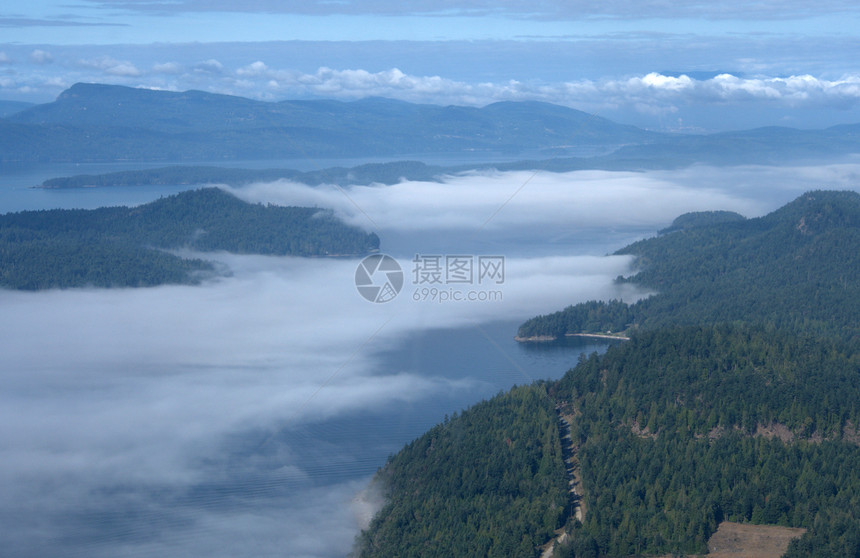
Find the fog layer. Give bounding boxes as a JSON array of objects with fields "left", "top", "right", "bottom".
[{"left": 2, "top": 164, "right": 857, "bottom": 557}]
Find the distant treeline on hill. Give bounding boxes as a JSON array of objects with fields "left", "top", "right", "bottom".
[
  {"left": 38, "top": 161, "right": 449, "bottom": 189},
  {"left": 0, "top": 187, "right": 379, "bottom": 290}
]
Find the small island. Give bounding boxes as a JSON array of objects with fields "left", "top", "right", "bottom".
[
  {"left": 0, "top": 187, "right": 379, "bottom": 290},
  {"left": 35, "top": 161, "right": 448, "bottom": 189}
]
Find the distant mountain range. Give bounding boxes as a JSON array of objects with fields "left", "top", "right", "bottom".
[
  {"left": 2, "top": 82, "right": 859, "bottom": 166},
  {"left": 0, "top": 83, "right": 653, "bottom": 164}
]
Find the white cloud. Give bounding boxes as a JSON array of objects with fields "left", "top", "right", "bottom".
[
  {"left": 638, "top": 72, "right": 695, "bottom": 91},
  {"left": 0, "top": 250, "right": 638, "bottom": 557},
  {"left": 2, "top": 34, "right": 860, "bottom": 128},
  {"left": 213, "top": 66, "right": 860, "bottom": 116},
  {"left": 193, "top": 58, "right": 224, "bottom": 74},
  {"left": 236, "top": 60, "right": 269, "bottom": 77},
  {"left": 29, "top": 49, "right": 53, "bottom": 64},
  {"left": 153, "top": 61, "right": 183, "bottom": 74},
  {"left": 77, "top": 55, "right": 141, "bottom": 76}
]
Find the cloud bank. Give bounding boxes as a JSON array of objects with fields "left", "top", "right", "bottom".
[
  {"left": 0, "top": 252, "right": 637, "bottom": 558},
  {"left": 228, "top": 168, "right": 768, "bottom": 234},
  {"left": 25, "top": 59, "right": 860, "bottom": 110}
]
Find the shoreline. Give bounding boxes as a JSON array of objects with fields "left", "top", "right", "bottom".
[
  {"left": 565, "top": 333, "right": 631, "bottom": 341},
  {"left": 514, "top": 332, "right": 631, "bottom": 343},
  {"left": 513, "top": 335, "right": 557, "bottom": 342}
]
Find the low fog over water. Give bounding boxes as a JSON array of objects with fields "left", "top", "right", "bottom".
[{"left": 1, "top": 164, "right": 859, "bottom": 557}]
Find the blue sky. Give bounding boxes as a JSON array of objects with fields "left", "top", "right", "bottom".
[{"left": 2, "top": 0, "right": 860, "bottom": 130}]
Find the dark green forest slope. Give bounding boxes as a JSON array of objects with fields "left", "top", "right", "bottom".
[
  {"left": 0, "top": 187, "right": 378, "bottom": 289},
  {"left": 358, "top": 191, "right": 860, "bottom": 557},
  {"left": 355, "top": 384, "right": 569, "bottom": 558},
  {"left": 358, "top": 326, "right": 860, "bottom": 558},
  {"left": 518, "top": 190, "right": 860, "bottom": 342},
  {"left": 550, "top": 326, "right": 860, "bottom": 557}
]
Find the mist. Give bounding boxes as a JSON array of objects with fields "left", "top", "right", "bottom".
[
  {"left": 230, "top": 162, "right": 860, "bottom": 256},
  {"left": 1, "top": 164, "right": 857, "bottom": 557}
]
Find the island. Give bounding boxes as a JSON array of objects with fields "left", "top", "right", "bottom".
[{"left": 0, "top": 187, "right": 379, "bottom": 290}]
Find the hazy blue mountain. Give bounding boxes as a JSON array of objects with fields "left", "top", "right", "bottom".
[
  {"left": 10, "top": 84, "right": 650, "bottom": 141},
  {"left": 4, "top": 82, "right": 859, "bottom": 166},
  {"left": 3, "top": 83, "right": 658, "bottom": 163},
  {"left": 607, "top": 125, "right": 860, "bottom": 166},
  {"left": 0, "top": 100, "right": 34, "bottom": 118}
]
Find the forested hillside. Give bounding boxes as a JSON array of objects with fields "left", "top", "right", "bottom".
[
  {"left": 550, "top": 326, "right": 860, "bottom": 557},
  {"left": 357, "top": 325, "right": 860, "bottom": 557},
  {"left": 354, "top": 384, "right": 569, "bottom": 558},
  {"left": 0, "top": 187, "right": 378, "bottom": 289},
  {"left": 358, "top": 190, "right": 860, "bottom": 557},
  {"left": 518, "top": 190, "right": 860, "bottom": 342}
]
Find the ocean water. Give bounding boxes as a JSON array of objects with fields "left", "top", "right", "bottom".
[{"left": 0, "top": 153, "right": 551, "bottom": 213}]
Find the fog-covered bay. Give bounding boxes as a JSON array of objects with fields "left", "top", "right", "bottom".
[{"left": 1, "top": 161, "right": 859, "bottom": 557}]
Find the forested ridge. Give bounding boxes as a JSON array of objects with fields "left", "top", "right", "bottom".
[
  {"left": 518, "top": 190, "right": 860, "bottom": 342},
  {"left": 357, "top": 190, "right": 860, "bottom": 557},
  {"left": 0, "top": 187, "right": 379, "bottom": 289}
]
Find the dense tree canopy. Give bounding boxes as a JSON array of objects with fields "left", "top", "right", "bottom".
[
  {"left": 551, "top": 325, "right": 860, "bottom": 556},
  {"left": 0, "top": 187, "right": 379, "bottom": 289},
  {"left": 355, "top": 384, "right": 569, "bottom": 558}
]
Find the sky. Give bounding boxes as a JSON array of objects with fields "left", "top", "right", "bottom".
[{"left": 1, "top": 0, "right": 860, "bottom": 130}]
